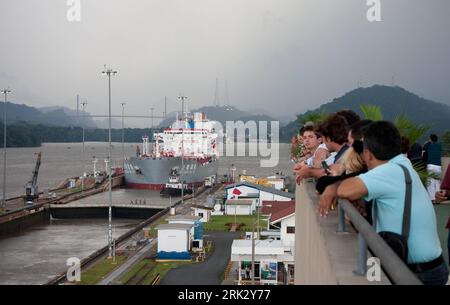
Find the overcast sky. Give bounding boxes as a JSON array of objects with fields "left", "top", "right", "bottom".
[{"left": 1, "top": 0, "right": 449, "bottom": 125}]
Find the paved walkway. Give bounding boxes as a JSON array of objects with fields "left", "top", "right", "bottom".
[
  {"left": 221, "top": 261, "right": 240, "bottom": 285},
  {"left": 160, "top": 231, "right": 241, "bottom": 285},
  {"left": 98, "top": 239, "right": 156, "bottom": 285}
]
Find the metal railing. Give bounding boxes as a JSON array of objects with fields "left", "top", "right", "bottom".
[
  {"left": 337, "top": 198, "right": 422, "bottom": 285},
  {"left": 151, "top": 273, "right": 161, "bottom": 285}
]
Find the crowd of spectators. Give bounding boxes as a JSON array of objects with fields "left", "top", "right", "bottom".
[{"left": 292, "top": 110, "right": 449, "bottom": 285}]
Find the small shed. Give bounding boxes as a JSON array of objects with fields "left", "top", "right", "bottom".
[
  {"left": 166, "top": 215, "right": 203, "bottom": 240},
  {"left": 156, "top": 223, "right": 193, "bottom": 260},
  {"left": 191, "top": 204, "right": 213, "bottom": 222}
]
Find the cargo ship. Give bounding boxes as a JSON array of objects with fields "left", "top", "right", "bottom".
[{"left": 124, "top": 111, "right": 219, "bottom": 190}]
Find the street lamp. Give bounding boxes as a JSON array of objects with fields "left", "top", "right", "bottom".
[
  {"left": 150, "top": 107, "right": 154, "bottom": 129},
  {"left": 92, "top": 156, "right": 98, "bottom": 178},
  {"left": 1, "top": 88, "right": 11, "bottom": 209},
  {"left": 121, "top": 102, "right": 126, "bottom": 168},
  {"left": 81, "top": 100, "right": 88, "bottom": 193},
  {"left": 101, "top": 65, "right": 117, "bottom": 259},
  {"left": 177, "top": 95, "right": 187, "bottom": 205},
  {"left": 252, "top": 218, "right": 255, "bottom": 284},
  {"left": 251, "top": 204, "right": 261, "bottom": 285},
  {"left": 164, "top": 96, "right": 167, "bottom": 118}
]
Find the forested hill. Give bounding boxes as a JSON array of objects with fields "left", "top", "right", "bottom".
[
  {"left": 280, "top": 85, "right": 450, "bottom": 142},
  {"left": 0, "top": 122, "right": 158, "bottom": 147}
]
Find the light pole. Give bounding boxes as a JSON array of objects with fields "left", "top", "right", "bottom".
[
  {"left": 1, "top": 88, "right": 11, "bottom": 209},
  {"left": 178, "top": 95, "right": 187, "bottom": 205},
  {"left": 102, "top": 65, "right": 117, "bottom": 259},
  {"left": 150, "top": 107, "right": 154, "bottom": 129},
  {"left": 164, "top": 96, "right": 167, "bottom": 118},
  {"left": 81, "top": 100, "right": 87, "bottom": 193},
  {"left": 121, "top": 102, "right": 126, "bottom": 168},
  {"left": 92, "top": 157, "right": 98, "bottom": 178},
  {"left": 251, "top": 204, "right": 261, "bottom": 284}
]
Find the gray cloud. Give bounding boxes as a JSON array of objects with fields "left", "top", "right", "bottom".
[{"left": 1, "top": 0, "right": 449, "bottom": 126}]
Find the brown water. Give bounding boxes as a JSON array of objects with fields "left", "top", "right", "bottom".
[
  {"left": 1, "top": 142, "right": 293, "bottom": 198},
  {"left": 1, "top": 142, "right": 140, "bottom": 198},
  {"left": 0, "top": 218, "right": 140, "bottom": 285},
  {"left": 0, "top": 142, "right": 294, "bottom": 285}
]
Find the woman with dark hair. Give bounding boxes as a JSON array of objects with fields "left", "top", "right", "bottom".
[
  {"left": 401, "top": 136, "right": 410, "bottom": 157},
  {"left": 315, "top": 120, "right": 372, "bottom": 220},
  {"left": 336, "top": 109, "right": 361, "bottom": 127},
  {"left": 435, "top": 166, "right": 450, "bottom": 267}
]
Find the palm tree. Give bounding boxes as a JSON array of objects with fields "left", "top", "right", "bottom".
[
  {"left": 359, "top": 104, "right": 383, "bottom": 121},
  {"left": 394, "top": 114, "right": 431, "bottom": 144},
  {"left": 360, "top": 104, "right": 436, "bottom": 185},
  {"left": 297, "top": 110, "right": 328, "bottom": 125}
]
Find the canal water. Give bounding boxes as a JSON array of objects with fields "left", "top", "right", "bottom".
[
  {"left": 0, "top": 142, "right": 294, "bottom": 284},
  {"left": 0, "top": 142, "right": 294, "bottom": 198},
  {"left": 0, "top": 218, "right": 140, "bottom": 285}
]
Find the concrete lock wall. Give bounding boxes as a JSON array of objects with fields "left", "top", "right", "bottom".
[
  {"left": 294, "top": 183, "right": 337, "bottom": 285},
  {"left": 294, "top": 182, "right": 391, "bottom": 285},
  {"left": 0, "top": 209, "right": 50, "bottom": 237}
]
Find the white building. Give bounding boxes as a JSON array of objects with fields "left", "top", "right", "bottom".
[
  {"left": 166, "top": 214, "right": 203, "bottom": 250},
  {"left": 166, "top": 214, "right": 202, "bottom": 226},
  {"left": 225, "top": 182, "right": 294, "bottom": 205},
  {"left": 190, "top": 204, "right": 213, "bottom": 222},
  {"left": 230, "top": 239, "right": 294, "bottom": 285},
  {"left": 156, "top": 223, "right": 193, "bottom": 258},
  {"left": 262, "top": 201, "right": 296, "bottom": 249},
  {"left": 272, "top": 212, "right": 295, "bottom": 249},
  {"left": 225, "top": 199, "right": 255, "bottom": 215},
  {"left": 265, "top": 177, "right": 285, "bottom": 190}
]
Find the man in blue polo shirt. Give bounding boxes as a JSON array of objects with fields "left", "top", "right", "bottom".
[{"left": 338, "top": 121, "right": 448, "bottom": 285}]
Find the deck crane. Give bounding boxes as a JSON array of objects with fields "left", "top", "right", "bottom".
[{"left": 24, "top": 152, "right": 42, "bottom": 205}]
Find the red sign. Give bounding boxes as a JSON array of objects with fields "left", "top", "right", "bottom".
[{"left": 232, "top": 188, "right": 242, "bottom": 195}]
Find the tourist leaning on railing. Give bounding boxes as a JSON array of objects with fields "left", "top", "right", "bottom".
[
  {"left": 337, "top": 121, "right": 449, "bottom": 285},
  {"left": 423, "top": 134, "right": 442, "bottom": 203},
  {"left": 335, "top": 109, "right": 361, "bottom": 129},
  {"left": 316, "top": 120, "right": 372, "bottom": 221},
  {"left": 303, "top": 125, "right": 330, "bottom": 168},
  {"left": 294, "top": 114, "right": 350, "bottom": 184},
  {"left": 435, "top": 165, "right": 450, "bottom": 267}
]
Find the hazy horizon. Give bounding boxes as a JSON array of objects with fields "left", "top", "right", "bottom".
[{"left": 1, "top": 0, "right": 450, "bottom": 126}]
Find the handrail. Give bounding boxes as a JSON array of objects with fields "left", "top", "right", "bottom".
[
  {"left": 337, "top": 198, "right": 422, "bottom": 285},
  {"left": 150, "top": 273, "right": 161, "bottom": 285}
]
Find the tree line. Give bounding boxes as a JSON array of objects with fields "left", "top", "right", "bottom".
[{"left": 0, "top": 121, "right": 158, "bottom": 147}]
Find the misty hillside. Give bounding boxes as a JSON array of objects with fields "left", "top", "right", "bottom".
[
  {"left": 280, "top": 85, "right": 450, "bottom": 142},
  {"left": 0, "top": 102, "right": 98, "bottom": 128},
  {"left": 157, "top": 105, "right": 276, "bottom": 127},
  {"left": 39, "top": 106, "right": 97, "bottom": 128}
]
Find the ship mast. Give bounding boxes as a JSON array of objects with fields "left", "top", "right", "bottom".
[{"left": 178, "top": 95, "right": 188, "bottom": 205}]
